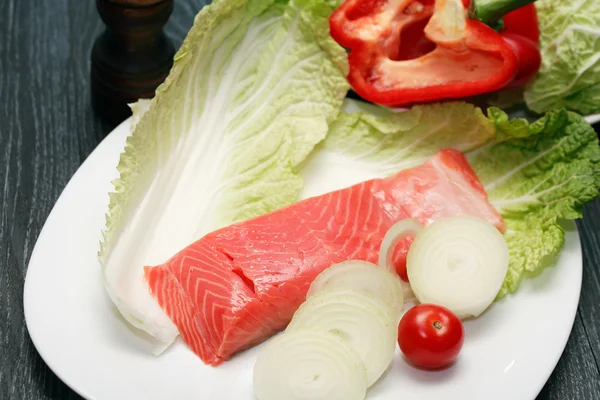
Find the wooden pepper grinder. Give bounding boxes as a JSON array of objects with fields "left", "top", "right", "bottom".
[{"left": 91, "top": 0, "right": 175, "bottom": 125}]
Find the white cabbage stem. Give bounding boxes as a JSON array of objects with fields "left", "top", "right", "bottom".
[{"left": 253, "top": 331, "right": 368, "bottom": 400}]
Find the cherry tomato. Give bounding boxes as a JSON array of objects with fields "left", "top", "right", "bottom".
[
  {"left": 397, "top": 304, "right": 464, "bottom": 369},
  {"left": 391, "top": 236, "right": 414, "bottom": 282},
  {"left": 500, "top": 33, "right": 542, "bottom": 89}
]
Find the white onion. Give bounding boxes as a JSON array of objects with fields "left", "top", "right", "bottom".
[
  {"left": 287, "top": 288, "right": 397, "bottom": 387},
  {"left": 306, "top": 260, "right": 405, "bottom": 319},
  {"left": 378, "top": 218, "right": 424, "bottom": 301},
  {"left": 407, "top": 215, "right": 509, "bottom": 319},
  {"left": 253, "top": 331, "right": 368, "bottom": 400}
]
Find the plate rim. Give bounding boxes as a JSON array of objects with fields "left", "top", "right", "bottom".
[{"left": 23, "top": 117, "right": 132, "bottom": 400}]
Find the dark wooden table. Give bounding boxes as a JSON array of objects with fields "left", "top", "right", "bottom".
[{"left": 1, "top": 0, "right": 599, "bottom": 399}]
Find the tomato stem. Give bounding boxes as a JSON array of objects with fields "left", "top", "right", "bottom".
[
  {"left": 433, "top": 321, "right": 442, "bottom": 330},
  {"left": 471, "top": 0, "right": 537, "bottom": 26}
]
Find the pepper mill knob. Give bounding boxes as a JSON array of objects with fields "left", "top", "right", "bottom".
[{"left": 91, "top": 0, "right": 175, "bottom": 125}]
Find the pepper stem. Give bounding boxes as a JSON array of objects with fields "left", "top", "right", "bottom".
[{"left": 471, "top": 0, "right": 536, "bottom": 26}]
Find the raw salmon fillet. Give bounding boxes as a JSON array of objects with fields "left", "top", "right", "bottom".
[{"left": 145, "top": 149, "right": 505, "bottom": 366}]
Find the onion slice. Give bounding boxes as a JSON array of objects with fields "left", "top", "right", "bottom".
[
  {"left": 378, "top": 218, "right": 424, "bottom": 300},
  {"left": 287, "top": 288, "right": 397, "bottom": 387},
  {"left": 253, "top": 331, "right": 368, "bottom": 400},
  {"left": 407, "top": 215, "right": 509, "bottom": 319},
  {"left": 306, "top": 260, "right": 405, "bottom": 319}
]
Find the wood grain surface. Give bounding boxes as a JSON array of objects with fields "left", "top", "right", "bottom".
[{"left": 0, "top": 0, "right": 598, "bottom": 399}]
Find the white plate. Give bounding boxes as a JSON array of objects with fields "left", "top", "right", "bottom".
[
  {"left": 24, "top": 108, "right": 584, "bottom": 400},
  {"left": 585, "top": 113, "right": 600, "bottom": 125}
]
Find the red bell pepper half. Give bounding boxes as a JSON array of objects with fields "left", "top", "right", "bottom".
[
  {"left": 330, "top": 0, "right": 541, "bottom": 107},
  {"left": 466, "top": 0, "right": 541, "bottom": 88}
]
